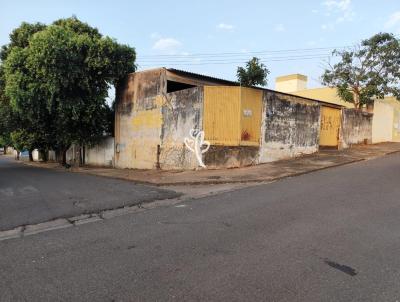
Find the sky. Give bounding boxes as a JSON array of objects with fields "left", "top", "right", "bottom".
[{"left": 1, "top": 0, "right": 400, "bottom": 89}]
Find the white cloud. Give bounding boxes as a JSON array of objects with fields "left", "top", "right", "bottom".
[
  {"left": 385, "top": 11, "right": 400, "bottom": 32},
  {"left": 217, "top": 23, "right": 235, "bottom": 31},
  {"left": 312, "top": 9, "right": 319, "bottom": 14},
  {"left": 150, "top": 32, "right": 161, "bottom": 39},
  {"left": 322, "top": 0, "right": 355, "bottom": 24},
  {"left": 323, "top": 0, "right": 351, "bottom": 11},
  {"left": 152, "top": 38, "right": 182, "bottom": 53},
  {"left": 274, "top": 24, "right": 286, "bottom": 32}
]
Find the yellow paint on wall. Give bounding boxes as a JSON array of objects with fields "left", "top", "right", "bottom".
[
  {"left": 203, "top": 86, "right": 262, "bottom": 146},
  {"left": 204, "top": 86, "right": 241, "bottom": 146},
  {"left": 293, "top": 87, "right": 353, "bottom": 108},
  {"left": 132, "top": 108, "right": 162, "bottom": 130},
  {"left": 384, "top": 97, "right": 400, "bottom": 142},
  {"left": 320, "top": 106, "right": 341, "bottom": 147},
  {"left": 372, "top": 100, "right": 394, "bottom": 143},
  {"left": 275, "top": 74, "right": 308, "bottom": 93},
  {"left": 240, "top": 87, "right": 262, "bottom": 146}
]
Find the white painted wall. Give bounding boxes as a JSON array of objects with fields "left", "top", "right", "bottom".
[
  {"left": 65, "top": 137, "right": 114, "bottom": 167},
  {"left": 32, "top": 150, "right": 40, "bottom": 161},
  {"left": 85, "top": 137, "right": 114, "bottom": 167},
  {"left": 372, "top": 101, "right": 394, "bottom": 143}
]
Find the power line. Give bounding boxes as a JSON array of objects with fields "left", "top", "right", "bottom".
[
  {"left": 139, "top": 55, "right": 330, "bottom": 67},
  {"left": 138, "top": 53, "right": 333, "bottom": 64},
  {"left": 138, "top": 45, "right": 350, "bottom": 59}
]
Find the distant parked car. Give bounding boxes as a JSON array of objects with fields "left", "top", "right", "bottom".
[{"left": 0, "top": 149, "right": 4, "bottom": 155}]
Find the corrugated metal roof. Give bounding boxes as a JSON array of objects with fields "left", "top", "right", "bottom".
[
  {"left": 167, "top": 68, "right": 343, "bottom": 108},
  {"left": 167, "top": 68, "right": 239, "bottom": 86}
]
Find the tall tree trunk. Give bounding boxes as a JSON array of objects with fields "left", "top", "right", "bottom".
[
  {"left": 28, "top": 149, "right": 34, "bottom": 162},
  {"left": 78, "top": 145, "right": 83, "bottom": 167},
  {"left": 16, "top": 151, "right": 20, "bottom": 160},
  {"left": 41, "top": 149, "right": 48, "bottom": 162},
  {"left": 62, "top": 149, "right": 67, "bottom": 166}
]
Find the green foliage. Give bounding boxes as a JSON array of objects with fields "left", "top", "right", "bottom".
[
  {"left": 1, "top": 17, "right": 136, "bottom": 156},
  {"left": 237, "top": 57, "right": 270, "bottom": 87},
  {"left": 0, "top": 22, "right": 46, "bottom": 61},
  {"left": 322, "top": 32, "right": 400, "bottom": 108},
  {"left": 0, "top": 67, "right": 15, "bottom": 148},
  {"left": 10, "top": 129, "right": 35, "bottom": 152}
]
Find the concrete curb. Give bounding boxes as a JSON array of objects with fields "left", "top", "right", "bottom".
[
  {"left": 0, "top": 197, "right": 181, "bottom": 242},
  {"left": 72, "top": 158, "right": 366, "bottom": 186}
]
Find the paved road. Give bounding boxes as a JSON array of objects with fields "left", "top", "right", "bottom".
[
  {"left": 1, "top": 153, "right": 400, "bottom": 301},
  {"left": 0, "top": 157, "right": 179, "bottom": 230}
]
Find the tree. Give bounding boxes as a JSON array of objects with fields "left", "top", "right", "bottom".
[
  {"left": 3, "top": 17, "right": 136, "bottom": 165},
  {"left": 1, "top": 22, "right": 48, "bottom": 159},
  {"left": 10, "top": 129, "right": 36, "bottom": 160},
  {"left": 0, "top": 22, "right": 46, "bottom": 61},
  {"left": 237, "top": 57, "right": 270, "bottom": 87},
  {"left": 0, "top": 67, "right": 12, "bottom": 153},
  {"left": 322, "top": 33, "right": 400, "bottom": 109}
]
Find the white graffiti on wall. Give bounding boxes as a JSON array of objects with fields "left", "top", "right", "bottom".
[{"left": 184, "top": 129, "right": 210, "bottom": 168}]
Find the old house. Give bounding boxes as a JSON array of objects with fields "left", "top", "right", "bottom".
[{"left": 115, "top": 68, "right": 343, "bottom": 170}]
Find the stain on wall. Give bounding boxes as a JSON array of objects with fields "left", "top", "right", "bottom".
[
  {"left": 340, "top": 109, "right": 373, "bottom": 148},
  {"left": 115, "top": 69, "right": 164, "bottom": 169},
  {"left": 204, "top": 146, "right": 259, "bottom": 168},
  {"left": 259, "top": 91, "right": 320, "bottom": 162},
  {"left": 160, "top": 87, "right": 203, "bottom": 170}
]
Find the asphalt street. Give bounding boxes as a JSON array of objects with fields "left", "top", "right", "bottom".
[
  {"left": 0, "top": 157, "right": 179, "bottom": 230},
  {"left": 1, "top": 153, "right": 400, "bottom": 301}
]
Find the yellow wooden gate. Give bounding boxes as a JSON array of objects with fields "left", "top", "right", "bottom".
[
  {"left": 203, "top": 86, "right": 262, "bottom": 146},
  {"left": 319, "top": 106, "right": 341, "bottom": 147},
  {"left": 240, "top": 88, "right": 263, "bottom": 146},
  {"left": 203, "top": 86, "right": 241, "bottom": 145}
]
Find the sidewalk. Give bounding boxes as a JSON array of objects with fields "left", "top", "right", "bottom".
[{"left": 19, "top": 142, "right": 400, "bottom": 186}]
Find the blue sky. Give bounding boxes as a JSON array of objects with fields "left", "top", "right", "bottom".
[{"left": 1, "top": 0, "right": 400, "bottom": 88}]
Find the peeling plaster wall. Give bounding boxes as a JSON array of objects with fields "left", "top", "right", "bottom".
[
  {"left": 259, "top": 91, "right": 320, "bottom": 163},
  {"left": 115, "top": 69, "right": 166, "bottom": 169},
  {"left": 340, "top": 109, "right": 372, "bottom": 148},
  {"left": 159, "top": 87, "right": 203, "bottom": 170}
]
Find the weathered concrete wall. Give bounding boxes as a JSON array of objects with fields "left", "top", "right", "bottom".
[
  {"left": 85, "top": 137, "right": 114, "bottom": 167},
  {"left": 340, "top": 109, "right": 372, "bottom": 148},
  {"left": 372, "top": 100, "right": 394, "bottom": 143},
  {"left": 115, "top": 69, "right": 166, "bottom": 169},
  {"left": 159, "top": 87, "right": 203, "bottom": 170},
  {"left": 204, "top": 146, "right": 259, "bottom": 168},
  {"left": 259, "top": 91, "right": 320, "bottom": 163}
]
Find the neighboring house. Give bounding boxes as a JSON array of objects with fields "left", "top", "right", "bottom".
[
  {"left": 114, "top": 68, "right": 369, "bottom": 170},
  {"left": 276, "top": 74, "right": 400, "bottom": 144}
]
